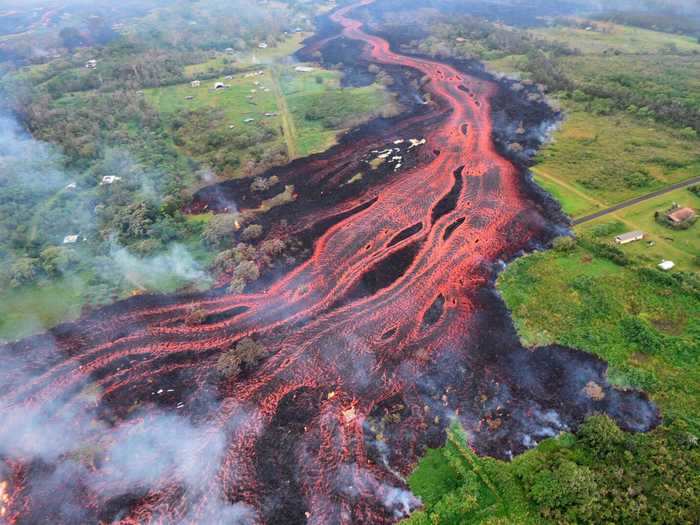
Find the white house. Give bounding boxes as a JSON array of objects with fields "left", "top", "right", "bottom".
[
  {"left": 294, "top": 66, "right": 314, "bottom": 73},
  {"left": 615, "top": 231, "right": 644, "bottom": 245},
  {"left": 63, "top": 235, "right": 79, "bottom": 244},
  {"left": 258, "top": 42, "right": 268, "bottom": 49},
  {"left": 191, "top": 80, "right": 201, "bottom": 88}
]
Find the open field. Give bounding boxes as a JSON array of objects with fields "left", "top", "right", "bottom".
[
  {"left": 532, "top": 102, "right": 700, "bottom": 217},
  {"left": 0, "top": 275, "right": 87, "bottom": 342},
  {"left": 530, "top": 21, "right": 700, "bottom": 55},
  {"left": 498, "top": 245, "right": 700, "bottom": 428},
  {"left": 146, "top": 63, "right": 394, "bottom": 177}
]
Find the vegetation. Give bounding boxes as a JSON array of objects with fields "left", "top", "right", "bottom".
[
  {"left": 497, "top": 240, "right": 700, "bottom": 429},
  {"left": 405, "top": 419, "right": 699, "bottom": 524}
]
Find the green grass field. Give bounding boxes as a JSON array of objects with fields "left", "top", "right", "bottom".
[
  {"left": 0, "top": 275, "right": 87, "bottom": 342},
  {"left": 532, "top": 102, "right": 700, "bottom": 218},
  {"left": 575, "top": 187, "right": 700, "bottom": 271},
  {"left": 497, "top": 246, "right": 700, "bottom": 429},
  {"left": 530, "top": 21, "right": 700, "bottom": 55},
  {"left": 146, "top": 63, "right": 394, "bottom": 177}
]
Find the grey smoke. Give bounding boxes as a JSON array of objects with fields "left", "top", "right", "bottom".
[{"left": 110, "top": 242, "right": 212, "bottom": 291}]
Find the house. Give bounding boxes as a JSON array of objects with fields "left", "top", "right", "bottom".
[
  {"left": 243, "top": 118, "right": 255, "bottom": 123},
  {"left": 63, "top": 235, "right": 79, "bottom": 244},
  {"left": 294, "top": 66, "right": 314, "bottom": 73},
  {"left": 224, "top": 47, "right": 234, "bottom": 53},
  {"left": 191, "top": 80, "right": 201, "bottom": 88},
  {"left": 65, "top": 182, "right": 77, "bottom": 191},
  {"left": 214, "top": 82, "right": 226, "bottom": 90},
  {"left": 101, "top": 176, "right": 122, "bottom": 185},
  {"left": 658, "top": 260, "right": 675, "bottom": 271},
  {"left": 258, "top": 42, "right": 268, "bottom": 49},
  {"left": 615, "top": 230, "right": 644, "bottom": 245},
  {"left": 666, "top": 207, "right": 696, "bottom": 224},
  {"left": 85, "top": 59, "right": 97, "bottom": 69}
]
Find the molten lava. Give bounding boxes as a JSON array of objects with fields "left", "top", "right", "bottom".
[{"left": 0, "top": 1, "right": 657, "bottom": 524}]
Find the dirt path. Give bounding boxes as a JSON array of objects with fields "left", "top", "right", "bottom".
[
  {"left": 530, "top": 166, "right": 608, "bottom": 211},
  {"left": 270, "top": 67, "right": 299, "bottom": 160}
]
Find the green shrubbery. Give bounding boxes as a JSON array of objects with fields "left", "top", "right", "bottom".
[{"left": 406, "top": 418, "right": 700, "bottom": 525}]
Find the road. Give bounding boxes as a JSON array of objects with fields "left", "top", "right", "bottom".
[{"left": 572, "top": 176, "right": 700, "bottom": 225}]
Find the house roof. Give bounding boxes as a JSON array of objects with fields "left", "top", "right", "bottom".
[
  {"left": 615, "top": 230, "right": 644, "bottom": 242},
  {"left": 667, "top": 207, "right": 696, "bottom": 223}
]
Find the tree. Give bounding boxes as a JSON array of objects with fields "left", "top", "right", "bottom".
[
  {"left": 9, "top": 257, "right": 39, "bottom": 287},
  {"left": 202, "top": 213, "right": 240, "bottom": 248},
  {"left": 40, "top": 246, "right": 79, "bottom": 276},
  {"left": 241, "top": 224, "right": 263, "bottom": 241}
]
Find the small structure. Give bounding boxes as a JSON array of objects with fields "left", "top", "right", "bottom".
[
  {"left": 214, "top": 82, "right": 227, "bottom": 90},
  {"left": 224, "top": 47, "right": 234, "bottom": 53},
  {"left": 264, "top": 112, "right": 278, "bottom": 117},
  {"left": 185, "top": 95, "right": 194, "bottom": 100},
  {"left": 658, "top": 260, "right": 676, "bottom": 271},
  {"left": 243, "top": 118, "right": 255, "bottom": 123},
  {"left": 63, "top": 235, "right": 79, "bottom": 244},
  {"left": 225, "top": 75, "right": 234, "bottom": 80},
  {"left": 101, "top": 175, "right": 122, "bottom": 185},
  {"left": 191, "top": 80, "right": 201, "bottom": 88},
  {"left": 258, "top": 42, "right": 268, "bottom": 49},
  {"left": 667, "top": 207, "right": 696, "bottom": 224},
  {"left": 85, "top": 59, "right": 97, "bottom": 69},
  {"left": 64, "top": 182, "right": 77, "bottom": 191},
  {"left": 615, "top": 230, "right": 644, "bottom": 245},
  {"left": 294, "top": 66, "right": 314, "bottom": 73}
]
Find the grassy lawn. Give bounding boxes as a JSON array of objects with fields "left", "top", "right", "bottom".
[
  {"left": 282, "top": 65, "right": 392, "bottom": 156},
  {"left": 533, "top": 102, "right": 700, "bottom": 218},
  {"left": 575, "top": 187, "right": 700, "bottom": 271},
  {"left": 146, "top": 63, "right": 394, "bottom": 176},
  {"left": 497, "top": 246, "right": 700, "bottom": 429},
  {"left": 0, "top": 275, "right": 88, "bottom": 342},
  {"left": 530, "top": 21, "right": 700, "bottom": 55}
]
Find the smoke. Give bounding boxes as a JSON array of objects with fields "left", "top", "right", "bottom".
[{"left": 110, "top": 242, "right": 212, "bottom": 292}]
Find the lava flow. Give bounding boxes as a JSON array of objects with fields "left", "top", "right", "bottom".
[{"left": 0, "top": 1, "right": 658, "bottom": 524}]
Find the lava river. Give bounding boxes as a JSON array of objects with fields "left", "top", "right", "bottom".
[{"left": 0, "top": 1, "right": 658, "bottom": 524}]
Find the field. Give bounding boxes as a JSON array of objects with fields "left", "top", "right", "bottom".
[
  {"left": 532, "top": 101, "right": 700, "bottom": 218},
  {"left": 146, "top": 63, "right": 394, "bottom": 177},
  {"left": 530, "top": 21, "right": 700, "bottom": 55},
  {"left": 0, "top": 275, "right": 87, "bottom": 342},
  {"left": 497, "top": 245, "right": 700, "bottom": 429},
  {"left": 184, "top": 33, "right": 311, "bottom": 76}
]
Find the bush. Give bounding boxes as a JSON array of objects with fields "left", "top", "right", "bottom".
[
  {"left": 552, "top": 236, "right": 576, "bottom": 253},
  {"left": 202, "top": 213, "right": 240, "bottom": 248}
]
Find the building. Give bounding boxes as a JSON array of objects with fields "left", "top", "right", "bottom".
[
  {"left": 294, "top": 66, "right": 314, "bottom": 73},
  {"left": 85, "top": 59, "right": 97, "bottom": 69},
  {"left": 191, "top": 80, "right": 201, "bottom": 88},
  {"left": 658, "top": 260, "right": 675, "bottom": 271},
  {"left": 615, "top": 231, "right": 644, "bottom": 245},
  {"left": 214, "top": 82, "right": 226, "bottom": 90},
  {"left": 101, "top": 176, "right": 122, "bottom": 185},
  {"left": 258, "top": 42, "right": 268, "bottom": 49},
  {"left": 667, "top": 207, "right": 696, "bottom": 224},
  {"left": 63, "top": 235, "right": 79, "bottom": 244}
]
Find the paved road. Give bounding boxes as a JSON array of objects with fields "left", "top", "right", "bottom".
[{"left": 572, "top": 176, "right": 700, "bottom": 226}]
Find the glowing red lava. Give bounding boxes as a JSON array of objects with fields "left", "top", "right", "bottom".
[{"left": 0, "top": 1, "right": 657, "bottom": 524}]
